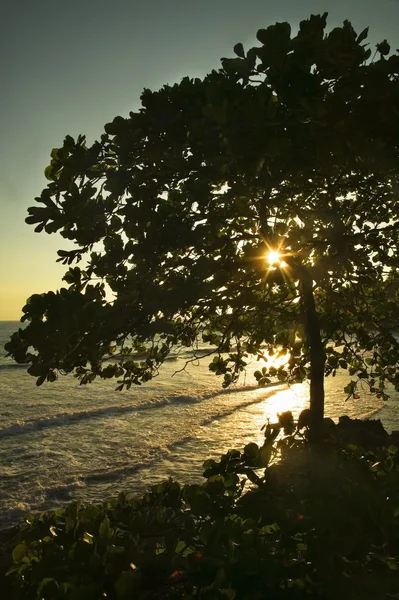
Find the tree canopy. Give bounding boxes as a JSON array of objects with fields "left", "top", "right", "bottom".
[{"left": 6, "top": 13, "right": 399, "bottom": 423}]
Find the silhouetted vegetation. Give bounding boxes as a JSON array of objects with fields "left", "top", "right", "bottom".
[
  {"left": 2, "top": 415, "right": 399, "bottom": 599},
  {"left": 5, "top": 13, "right": 399, "bottom": 429},
  {"left": 3, "top": 13, "right": 399, "bottom": 599}
]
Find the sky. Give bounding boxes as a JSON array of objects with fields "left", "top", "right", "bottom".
[{"left": 1, "top": 0, "right": 399, "bottom": 320}]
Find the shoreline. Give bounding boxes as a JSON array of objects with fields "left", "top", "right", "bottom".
[
  {"left": 0, "top": 389, "right": 397, "bottom": 534},
  {"left": 1, "top": 414, "right": 398, "bottom": 594},
  {"left": 1, "top": 413, "right": 398, "bottom": 533}
]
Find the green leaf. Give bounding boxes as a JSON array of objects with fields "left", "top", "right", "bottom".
[
  {"left": 175, "top": 540, "right": 186, "bottom": 554},
  {"left": 224, "top": 472, "right": 239, "bottom": 488},
  {"left": 99, "top": 515, "right": 112, "bottom": 539},
  {"left": 297, "top": 543, "right": 307, "bottom": 552},
  {"left": 115, "top": 570, "right": 137, "bottom": 598},
  {"left": 50, "top": 148, "right": 60, "bottom": 160},
  {"left": 44, "top": 165, "right": 54, "bottom": 180},
  {"left": 37, "top": 578, "right": 59, "bottom": 596},
  {"left": 12, "top": 544, "right": 27, "bottom": 563},
  {"left": 222, "top": 590, "right": 236, "bottom": 600},
  {"left": 82, "top": 531, "right": 94, "bottom": 544},
  {"left": 260, "top": 523, "right": 280, "bottom": 534}
]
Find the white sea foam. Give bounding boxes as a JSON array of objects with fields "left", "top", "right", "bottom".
[{"left": 0, "top": 321, "right": 397, "bottom": 530}]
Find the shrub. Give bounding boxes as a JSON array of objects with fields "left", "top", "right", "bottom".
[{"left": 4, "top": 415, "right": 399, "bottom": 599}]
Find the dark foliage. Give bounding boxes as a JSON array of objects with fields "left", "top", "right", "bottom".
[
  {"left": 5, "top": 15, "right": 399, "bottom": 421},
  {"left": 3, "top": 415, "right": 399, "bottom": 599}
]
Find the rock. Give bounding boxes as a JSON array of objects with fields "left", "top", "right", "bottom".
[{"left": 336, "top": 416, "right": 390, "bottom": 448}]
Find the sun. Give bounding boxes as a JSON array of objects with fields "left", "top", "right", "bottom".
[{"left": 266, "top": 250, "right": 282, "bottom": 266}]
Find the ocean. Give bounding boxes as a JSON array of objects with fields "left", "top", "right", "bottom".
[{"left": 1, "top": 320, "right": 398, "bottom": 530}]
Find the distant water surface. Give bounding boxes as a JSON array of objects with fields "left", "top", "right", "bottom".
[{"left": 0, "top": 321, "right": 397, "bottom": 529}]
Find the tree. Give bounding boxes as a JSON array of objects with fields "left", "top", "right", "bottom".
[{"left": 6, "top": 13, "right": 399, "bottom": 431}]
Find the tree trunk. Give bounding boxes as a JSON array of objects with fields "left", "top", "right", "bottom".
[{"left": 298, "top": 266, "right": 325, "bottom": 432}]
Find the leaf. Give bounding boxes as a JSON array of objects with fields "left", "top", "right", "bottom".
[
  {"left": 260, "top": 523, "right": 280, "bottom": 534},
  {"left": 82, "top": 531, "right": 94, "bottom": 544},
  {"left": 12, "top": 544, "right": 27, "bottom": 563},
  {"left": 50, "top": 148, "right": 60, "bottom": 160},
  {"left": 256, "top": 28, "right": 267, "bottom": 44},
  {"left": 297, "top": 543, "right": 307, "bottom": 552},
  {"left": 243, "top": 468, "right": 262, "bottom": 484},
  {"left": 44, "top": 165, "right": 55, "bottom": 181},
  {"left": 357, "top": 27, "right": 369, "bottom": 44},
  {"left": 376, "top": 39, "right": 390, "bottom": 56},
  {"left": 224, "top": 473, "right": 239, "bottom": 488},
  {"left": 37, "top": 578, "right": 59, "bottom": 595},
  {"left": 99, "top": 515, "right": 112, "bottom": 539},
  {"left": 364, "top": 48, "right": 372, "bottom": 60},
  {"left": 344, "top": 383, "right": 355, "bottom": 394},
  {"left": 246, "top": 47, "right": 258, "bottom": 69},
  {"left": 233, "top": 42, "right": 245, "bottom": 58},
  {"left": 175, "top": 540, "right": 186, "bottom": 554},
  {"left": 36, "top": 375, "right": 46, "bottom": 387},
  {"left": 118, "top": 491, "right": 127, "bottom": 505},
  {"left": 222, "top": 589, "right": 236, "bottom": 600},
  {"left": 385, "top": 280, "right": 399, "bottom": 298},
  {"left": 243, "top": 442, "right": 259, "bottom": 462},
  {"left": 115, "top": 571, "right": 136, "bottom": 598},
  {"left": 256, "top": 22, "right": 291, "bottom": 48},
  {"left": 47, "top": 371, "right": 57, "bottom": 383}
]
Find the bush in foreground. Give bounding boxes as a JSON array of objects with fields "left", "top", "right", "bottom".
[{"left": 3, "top": 415, "right": 399, "bottom": 599}]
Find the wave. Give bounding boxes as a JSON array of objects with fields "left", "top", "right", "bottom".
[
  {"left": 0, "top": 503, "right": 31, "bottom": 530},
  {"left": 0, "top": 362, "right": 29, "bottom": 370},
  {"left": 80, "top": 387, "right": 283, "bottom": 485},
  {"left": 350, "top": 401, "right": 385, "bottom": 422},
  {"left": 0, "top": 347, "right": 214, "bottom": 371},
  {"left": 0, "top": 384, "right": 275, "bottom": 440},
  {"left": 44, "top": 480, "right": 86, "bottom": 501},
  {"left": 199, "top": 387, "right": 283, "bottom": 427},
  {"left": 0, "top": 345, "right": 211, "bottom": 369},
  {"left": 0, "top": 399, "right": 165, "bottom": 439},
  {"left": 30, "top": 386, "right": 380, "bottom": 491}
]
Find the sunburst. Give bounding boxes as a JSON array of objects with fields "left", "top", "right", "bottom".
[{"left": 266, "top": 250, "right": 282, "bottom": 266}]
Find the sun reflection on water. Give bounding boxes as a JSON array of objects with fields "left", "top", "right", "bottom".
[
  {"left": 262, "top": 385, "right": 308, "bottom": 421},
  {"left": 215, "top": 383, "right": 310, "bottom": 452}
]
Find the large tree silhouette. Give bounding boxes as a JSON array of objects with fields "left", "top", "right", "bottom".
[{"left": 6, "top": 14, "right": 399, "bottom": 430}]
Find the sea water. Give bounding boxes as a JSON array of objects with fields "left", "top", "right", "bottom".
[{"left": 1, "top": 321, "right": 398, "bottom": 529}]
